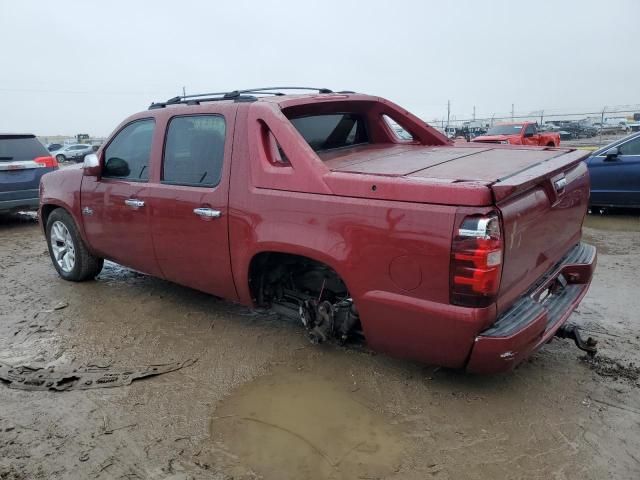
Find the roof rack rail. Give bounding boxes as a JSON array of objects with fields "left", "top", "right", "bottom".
[{"left": 148, "top": 86, "right": 341, "bottom": 110}]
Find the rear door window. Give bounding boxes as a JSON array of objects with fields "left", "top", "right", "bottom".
[
  {"left": 0, "top": 135, "right": 49, "bottom": 162},
  {"left": 288, "top": 114, "right": 368, "bottom": 152},
  {"left": 103, "top": 119, "right": 155, "bottom": 181},
  {"left": 162, "top": 115, "right": 226, "bottom": 187}
]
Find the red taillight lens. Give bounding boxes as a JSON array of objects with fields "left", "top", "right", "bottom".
[
  {"left": 34, "top": 156, "right": 58, "bottom": 169},
  {"left": 450, "top": 213, "right": 503, "bottom": 308}
]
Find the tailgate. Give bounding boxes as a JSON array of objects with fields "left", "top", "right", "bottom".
[{"left": 492, "top": 149, "right": 590, "bottom": 314}]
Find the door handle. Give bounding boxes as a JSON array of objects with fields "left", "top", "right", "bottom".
[
  {"left": 193, "top": 207, "right": 222, "bottom": 218},
  {"left": 124, "top": 199, "right": 145, "bottom": 208}
]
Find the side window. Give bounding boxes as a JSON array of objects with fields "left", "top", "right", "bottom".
[
  {"left": 163, "top": 115, "right": 226, "bottom": 187},
  {"left": 288, "top": 114, "right": 368, "bottom": 152},
  {"left": 382, "top": 114, "right": 414, "bottom": 141},
  {"left": 525, "top": 124, "right": 536, "bottom": 136},
  {"left": 103, "top": 119, "right": 155, "bottom": 181},
  {"left": 619, "top": 137, "right": 640, "bottom": 156}
]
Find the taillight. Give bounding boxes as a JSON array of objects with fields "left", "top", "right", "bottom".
[
  {"left": 34, "top": 156, "right": 58, "bottom": 169},
  {"left": 450, "top": 212, "right": 503, "bottom": 308}
]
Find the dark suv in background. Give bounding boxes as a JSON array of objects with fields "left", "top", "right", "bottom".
[{"left": 0, "top": 134, "right": 58, "bottom": 213}]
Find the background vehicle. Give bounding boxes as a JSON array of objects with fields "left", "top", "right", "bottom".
[
  {"left": 47, "top": 143, "right": 63, "bottom": 152},
  {"left": 51, "top": 144, "right": 94, "bottom": 163},
  {"left": 39, "top": 88, "right": 595, "bottom": 374},
  {"left": 472, "top": 122, "right": 560, "bottom": 146},
  {"left": 587, "top": 132, "right": 640, "bottom": 207},
  {"left": 0, "top": 134, "right": 58, "bottom": 213}
]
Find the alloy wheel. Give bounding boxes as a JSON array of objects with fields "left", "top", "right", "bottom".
[{"left": 50, "top": 221, "right": 76, "bottom": 273}]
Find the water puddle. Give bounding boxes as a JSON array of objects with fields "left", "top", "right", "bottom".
[{"left": 210, "top": 370, "right": 406, "bottom": 480}]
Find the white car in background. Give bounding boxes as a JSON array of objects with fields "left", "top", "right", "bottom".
[{"left": 50, "top": 144, "right": 94, "bottom": 163}]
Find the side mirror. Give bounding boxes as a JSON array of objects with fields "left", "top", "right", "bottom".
[
  {"left": 103, "top": 157, "right": 130, "bottom": 177},
  {"left": 83, "top": 153, "right": 101, "bottom": 176},
  {"left": 604, "top": 147, "right": 620, "bottom": 160}
]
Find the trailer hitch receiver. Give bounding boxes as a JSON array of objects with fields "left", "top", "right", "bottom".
[{"left": 555, "top": 324, "right": 597, "bottom": 357}]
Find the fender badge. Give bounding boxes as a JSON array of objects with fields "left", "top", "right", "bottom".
[{"left": 82, "top": 206, "right": 93, "bottom": 216}]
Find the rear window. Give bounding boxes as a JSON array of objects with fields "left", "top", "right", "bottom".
[
  {"left": 0, "top": 136, "right": 49, "bottom": 162},
  {"left": 288, "top": 114, "right": 368, "bottom": 152}
]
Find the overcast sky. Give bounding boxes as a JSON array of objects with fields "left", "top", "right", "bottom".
[{"left": 1, "top": 0, "right": 638, "bottom": 137}]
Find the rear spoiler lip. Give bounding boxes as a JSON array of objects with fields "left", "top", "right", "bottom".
[{"left": 490, "top": 148, "right": 591, "bottom": 203}]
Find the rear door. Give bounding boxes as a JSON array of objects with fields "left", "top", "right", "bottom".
[
  {"left": 588, "top": 135, "right": 640, "bottom": 207},
  {"left": 80, "top": 118, "right": 161, "bottom": 275},
  {"left": 146, "top": 110, "right": 238, "bottom": 300}
]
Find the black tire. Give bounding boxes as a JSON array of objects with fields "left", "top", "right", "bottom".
[
  {"left": 46, "top": 208, "right": 103, "bottom": 281},
  {"left": 56, "top": 154, "right": 66, "bottom": 163}
]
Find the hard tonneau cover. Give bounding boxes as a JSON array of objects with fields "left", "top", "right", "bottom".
[{"left": 322, "top": 142, "right": 590, "bottom": 313}]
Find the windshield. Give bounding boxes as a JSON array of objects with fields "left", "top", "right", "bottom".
[{"left": 486, "top": 124, "right": 523, "bottom": 135}]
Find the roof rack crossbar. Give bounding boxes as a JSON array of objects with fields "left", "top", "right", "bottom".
[{"left": 149, "top": 87, "right": 342, "bottom": 110}]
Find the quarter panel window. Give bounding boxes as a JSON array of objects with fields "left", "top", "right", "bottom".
[
  {"left": 288, "top": 113, "right": 368, "bottom": 152},
  {"left": 162, "top": 115, "right": 226, "bottom": 187},
  {"left": 103, "top": 119, "right": 155, "bottom": 181}
]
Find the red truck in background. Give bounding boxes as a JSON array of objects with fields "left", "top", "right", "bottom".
[
  {"left": 39, "top": 87, "right": 596, "bottom": 374},
  {"left": 472, "top": 122, "right": 561, "bottom": 147}
]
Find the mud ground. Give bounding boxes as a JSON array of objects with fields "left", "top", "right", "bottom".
[{"left": 0, "top": 211, "right": 639, "bottom": 480}]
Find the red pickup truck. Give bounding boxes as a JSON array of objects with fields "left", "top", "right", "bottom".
[
  {"left": 472, "top": 122, "right": 561, "bottom": 147},
  {"left": 39, "top": 88, "right": 596, "bottom": 374}
]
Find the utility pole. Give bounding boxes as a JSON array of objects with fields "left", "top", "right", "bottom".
[
  {"left": 473, "top": 105, "right": 476, "bottom": 121},
  {"left": 511, "top": 103, "right": 515, "bottom": 122},
  {"left": 540, "top": 110, "right": 544, "bottom": 126},
  {"left": 182, "top": 86, "right": 186, "bottom": 97},
  {"left": 446, "top": 100, "right": 451, "bottom": 129},
  {"left": 599, "top": 106, "right": 607, "bottom": 146}
]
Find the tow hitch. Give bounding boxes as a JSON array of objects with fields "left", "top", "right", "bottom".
[{"left": 555, "top": 324, "right": 598, "bottom": 357}]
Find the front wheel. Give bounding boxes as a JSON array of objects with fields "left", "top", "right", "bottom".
[
  {"left": 56, "top": 154, "right": 66, "bottom": 163},
  {"left": 46, "top": 208, "right": 103, "bottom": 281}
]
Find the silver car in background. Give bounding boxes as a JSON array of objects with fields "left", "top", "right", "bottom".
[{"left": 50, "top": 144, "right": 94, "bottom": 163}]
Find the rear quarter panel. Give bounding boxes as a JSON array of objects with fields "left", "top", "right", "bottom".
[{"left": 228, "top": 105, "right": 489, "bottom": 368}]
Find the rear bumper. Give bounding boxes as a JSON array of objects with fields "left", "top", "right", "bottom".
[
  {"left": 0, "top": 189, "right": 40, "bottom": 212},
  {"left": 466, "top": 242, "right": 596, "bottom": 374}
]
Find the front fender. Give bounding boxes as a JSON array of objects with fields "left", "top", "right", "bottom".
[{"left": 39, "top": 167, "right": 92, "bottom": 250}]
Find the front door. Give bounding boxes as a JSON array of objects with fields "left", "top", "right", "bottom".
[
  {"left": 522, "top": 124, "right": 539, "bottom": 146},
  {"left": 146, "top": 112, "right": 238, "bottom": 300},
  {"left": 588, "top": 135, "right": 640, "bottom": 207},
  {"left": 81, "top": 118, "right": 161, "bottom": 276}
]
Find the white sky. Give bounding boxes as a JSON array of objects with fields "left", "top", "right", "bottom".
[{"left": 1, "top": 0, "right": 638, "bottom": 136}]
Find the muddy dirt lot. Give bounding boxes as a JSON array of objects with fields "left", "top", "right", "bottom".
[{"left": 1, "top": 212, "right": 639, "bottom": 480}]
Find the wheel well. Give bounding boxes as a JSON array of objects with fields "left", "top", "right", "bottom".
[
  {"left": 547, "top": 141, "right": 555, "bottom": 147},
  {"left": 248, "top": 252, "right": 362, "bottom": 343},
  {"left": 40, "top": 204, "right": 60, "bottom": 229},
  {"left": 248, "top": 252, "right": 348, "bottom": 306}
]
